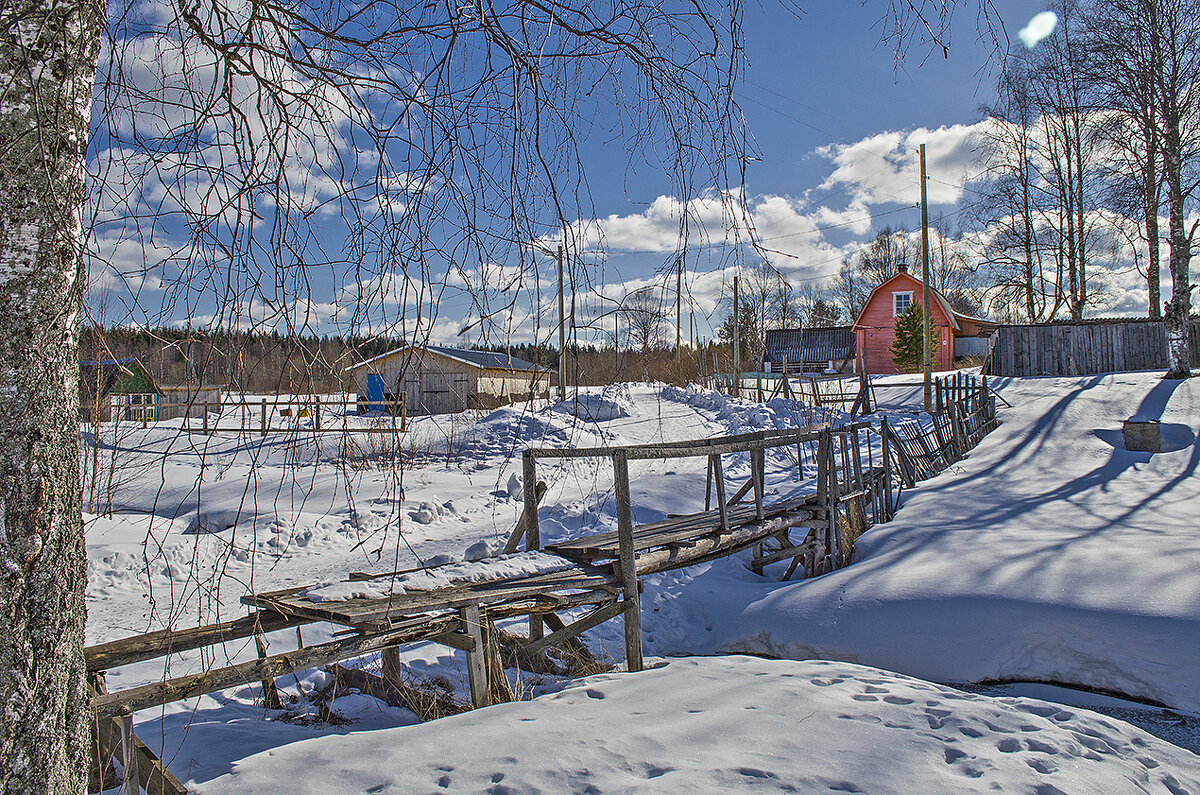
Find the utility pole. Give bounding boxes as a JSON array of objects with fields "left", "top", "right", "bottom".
[
  {"left": 732, "top": 275, "right": 740, "bottom": 398},
  {"left": 920, "top": 144, "right": 932, "bottom": 413},
  {"left": 675, "top": 259, "right": 682, "bottom": 357},
  {"left": 613, "top": 305, "right": 619, "bottom": 378},
  {"left": 557, "top": 244, "right": 566, "bottom": 402}
]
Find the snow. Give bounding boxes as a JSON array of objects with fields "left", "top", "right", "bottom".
[
  {"left": 82, "top": 376, "right": 1200, "bottom": 789},
  {"left": 188, "top": 657, "right": 1199, "bottom": 794},
  {"left": 669, "top": 373, "right": 1200, "bottom": 712}
]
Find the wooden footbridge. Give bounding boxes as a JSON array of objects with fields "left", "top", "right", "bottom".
[{"left": 86, "top": 420, "right": 913, "bottom": 793}]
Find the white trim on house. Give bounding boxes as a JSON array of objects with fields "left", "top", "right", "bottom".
[{"left": 892, "top": 291, "right": 914, "bottom": 316}]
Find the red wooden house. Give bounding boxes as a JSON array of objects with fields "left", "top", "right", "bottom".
[{"left": 852, "top": 264, "right": 992, "bottom": 375}]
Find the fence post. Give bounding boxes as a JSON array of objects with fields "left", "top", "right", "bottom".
[
  {"left": 710, "top": 454, "right": 728, "bottom": 532},
  {"left": 260, "top": 398, "right": 267, "bottom": 436},
  {"left": 523, "top": 451, "right": 543, "bottom": 643},
  {"left": 828, "top": 430, "right": 841, "bottom": 569},
  {"left": 749, "top": 446, "right": 766, "bottom": 576},
  {"left": 611, "top": 451, "right": 643, "bottom": 673},
  {"left": 202, "top": 403, "right": 208, "bottom": 434},
  {"left": 948, "top": 400, "right": 965, "bottom": 458},
  {"left": 315, "top": 396, "right": 321, "bottom": 432},
  {"left": 880, "top": 417, "right": 894, "bottom": 519}
]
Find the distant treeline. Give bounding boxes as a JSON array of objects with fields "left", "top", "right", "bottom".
[{"left": 80, "top": 327, "right": 734, "bottom": 395}]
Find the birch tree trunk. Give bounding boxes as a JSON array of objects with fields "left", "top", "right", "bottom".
[{"left": 0, "top": 0, "right": 104, "bottom": 789}]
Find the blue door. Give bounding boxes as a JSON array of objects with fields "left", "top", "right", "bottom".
[{"left": 366, "top": 373, "right": 385, "bottom": 412}]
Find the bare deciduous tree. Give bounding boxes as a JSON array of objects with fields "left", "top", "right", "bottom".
[{"left": 1088, "top": 0, "right": 1200, "bottom": 377}]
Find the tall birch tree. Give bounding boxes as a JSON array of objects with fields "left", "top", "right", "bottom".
[{"left": 1, "top": 0, "right": 104, "bottom": 790}]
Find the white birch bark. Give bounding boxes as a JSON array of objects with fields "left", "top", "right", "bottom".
[{"left": 0, "top": 0, "right": 103, "bottom": 789}]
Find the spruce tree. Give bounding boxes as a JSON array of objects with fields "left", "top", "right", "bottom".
[{"left": 890, "top": 304, "right": 925, "bottom": 373}]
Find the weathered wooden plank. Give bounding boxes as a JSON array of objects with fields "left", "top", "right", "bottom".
[
  {"left": 92, "top": 615, "right": 465, "bottom": 719},
  {"left": 526, "top": 425, "right": 827, "bottom": 461},
  {"left": 86, "top": 611, "right": 306, "bottom": 672},
  {"left": 544, "top": 495, "right": 816, "bottom": 559},
  {"left": 753, "top": 540, "right": 820, "bottom": 568}
]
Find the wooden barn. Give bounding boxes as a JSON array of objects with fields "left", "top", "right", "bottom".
[
  {"left": 762, "top": 327, "right": 856, "bottom": 374},
  {"left": 852, "top": 265, "right": 994, "bottom": 375},
  {"left": 347, "top": 345, "right": 554, "bottom": 415}
]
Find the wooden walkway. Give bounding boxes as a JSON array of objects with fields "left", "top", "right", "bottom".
[{"left": 84, "top": 421, "right": 917, "bottom": 794}]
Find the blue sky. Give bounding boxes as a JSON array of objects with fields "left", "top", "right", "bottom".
[
  {"left": 534, "top": 1, "right": 1057, "bottom": 345},
  {"left": 90, "top": 1, "right": 1159, "bottom": 350}
]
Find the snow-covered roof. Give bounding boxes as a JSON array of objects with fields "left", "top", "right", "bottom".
[{"left": 345, "top": 345, "right": 543, "bottom": 373}]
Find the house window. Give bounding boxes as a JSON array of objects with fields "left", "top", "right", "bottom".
[{"left": 893, "top": 292, "right": 913, "bottom": 316}]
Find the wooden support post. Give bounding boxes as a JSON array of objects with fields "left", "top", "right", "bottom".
[
  {"left": 522, "top": 451, "right": 543, "bottom": 642},
  {"left": 710, "top": 454, "right": 728, "bottom": 533},
  {"left": 749, "top": 446, "right": 766, "bottom": 575},
  {"left": 480, "top": 611, "right": 512, "bottom": 704},
  {"left": 460, "top": 603, "right": 490, "bottom": 709},
  {"left": 315, "top": 395, "right": 321, "bottom": 431},
  {"left": 611, "top": 451, "right": 643, "bottom": 673},
  {"left": 260, "top": 398, "right": 267, "bottom": 436},
  {"left": 120, "top": 714, "right": 138, "bottom": 794},
  {"left": 202, "top": 403, "right": 208, "bottom": 434},
  {"left": 880, "top": 417, "right": 894, "bottom": 519},
  {"left": 254, "top": 633, "right": 283, "bottom": 710},
  {"left": 704, "top": 454, "right": 713, "bottom": 512},
  {"left": 751, "top": 447, "right": 765, "bottom": 522},
  {"left": 849, "top": 427, "right": 865, "bottom": 527}
]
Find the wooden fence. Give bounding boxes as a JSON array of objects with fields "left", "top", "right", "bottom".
[
  {"left": 90, "top": 396, "right": 410, "bottom": 435},
  {"left": 881, "top": 372, "right": 999, "bottom": 484},
  {"left": 984, "top": 319, "right": 1200, "bottom": 377}
]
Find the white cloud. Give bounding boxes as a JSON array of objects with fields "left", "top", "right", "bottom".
[
  {"left": 817, "top": 123, "right": 988, "bottom": 206},
  {"left": 1019, "top": 12, "right": 1058, "bottom": 49}
]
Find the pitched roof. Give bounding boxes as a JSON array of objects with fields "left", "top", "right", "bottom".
[
  {"left": 852, "top": 272, "right": 973, "bottom": 333},
  {"left": 346, "top": 345, "right": 543, "bottom": 373},
  {"left": 79, "top": 358, "right": 160, "bottom": 398}
]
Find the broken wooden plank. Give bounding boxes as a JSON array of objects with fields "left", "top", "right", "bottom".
[
  {"left": 522, "top": 601, "right": 625, "bottom": 659},
  {"left": 504, "top": 479, "right": 548, "bottom": 554}
]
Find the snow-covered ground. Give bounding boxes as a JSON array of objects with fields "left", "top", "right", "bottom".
[
  {"left": 84, "top": 374, "right": 1200, "bottom": 790},
  {"left": 660, "top": 373, "right": 1200, "bottom": 712}
]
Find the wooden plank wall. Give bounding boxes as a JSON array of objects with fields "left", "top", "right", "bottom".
[{"left": 984, "top": 320, "right": 1200, "bottom": 377}]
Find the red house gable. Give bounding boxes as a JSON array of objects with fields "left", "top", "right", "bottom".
[{"left": 852, "top": 271, "right": 975, "bottom": 375}]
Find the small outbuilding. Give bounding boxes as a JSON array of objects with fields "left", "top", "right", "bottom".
[
  {"left": 852, "top": 265, "right": 994, "bottom": 375},
  {"left": 80, "top": 358, "right": 225, "bottom": 422},
  {"left": 346, "top": 345, "right": 554, "bottom": 415},
  {"left": 80, "top": 358, "right": 161, "bottom": 422},
  {"left": 762, "top": 327, "right": 856, "bottom": 374}
]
